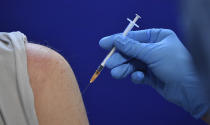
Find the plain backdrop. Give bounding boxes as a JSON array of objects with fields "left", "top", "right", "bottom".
[{"left": 0, "top": 0, "right": 207, "bottom": 125}]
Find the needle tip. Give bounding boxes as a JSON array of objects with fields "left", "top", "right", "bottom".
[{"left": 83, "top": 82, "right": 92, "bottom": 94}]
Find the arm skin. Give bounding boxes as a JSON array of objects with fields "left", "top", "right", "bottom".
[{"left": 26, "top": 43, "right": 89, "bottom": 125}]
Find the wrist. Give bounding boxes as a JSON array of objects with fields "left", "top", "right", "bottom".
[
  {"left": 181, "top": 77, "right": 209, "bottom": 119},
  {"left": 202, "top": 110, "right": 210, "bottom": 123}
]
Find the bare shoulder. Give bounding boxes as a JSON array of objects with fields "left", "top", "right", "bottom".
[
  {"left": 25, "top": 43, "right": 89, "bottom": 125},
  {"left": 26, "top": 43, "right": 70, "bottom": 73},
  {"left": 26, "top": 43, "right": 75, "bottom": 84}
]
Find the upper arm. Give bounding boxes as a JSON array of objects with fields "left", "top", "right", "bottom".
[{"left": 26, "top": 43, "right": 89, "bottom": 125}]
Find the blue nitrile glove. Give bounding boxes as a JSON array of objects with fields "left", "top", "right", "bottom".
[{"left": 99, "top": 29, "right": 209, "bottom": 119}]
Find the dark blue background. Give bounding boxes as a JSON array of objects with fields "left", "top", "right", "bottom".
[{"left": 0, "top": 0, "right": 206, "bottom": 125}]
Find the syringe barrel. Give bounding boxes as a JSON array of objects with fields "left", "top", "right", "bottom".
[{"left": 101, "top": 47, "right": 116, "bottom": 66}]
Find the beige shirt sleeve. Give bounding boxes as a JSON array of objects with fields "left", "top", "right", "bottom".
[{"left": 0, "top": 32, "right": 38, "bottom": 125}]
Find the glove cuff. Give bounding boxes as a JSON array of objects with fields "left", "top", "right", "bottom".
[{"left": 192, "top": 104, "right": 209, "bottom": 119}]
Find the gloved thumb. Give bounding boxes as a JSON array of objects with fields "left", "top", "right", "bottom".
[{"left": 113, "top": 35, "right": 156, "bottom": 63}]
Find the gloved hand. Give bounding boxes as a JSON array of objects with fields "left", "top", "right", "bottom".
[{"left": 99, "top": 29, "right": 209, "bottom": 119}]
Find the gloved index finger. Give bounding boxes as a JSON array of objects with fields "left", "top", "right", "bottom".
[
  {"left": 99, "top": 29, "right": 152, "bottom": 50},
  {"left": 99, "top": 30, "right": 151, "bottom": 51},
  {"left": 99, "top": 33, "right": 121, "bottom": 50},
  {"left": 127, "top": 30, "right": 150, "bottom": 43},
  {"left": 99, "top": 29, "right": 166, "bottom": 50},
  {"left": 127, "top": 29, "right": 174, "bottom": 43}
]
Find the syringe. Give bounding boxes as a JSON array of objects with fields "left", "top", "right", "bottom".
[{"left": 90, "top": 14, "right": 141, "bottom": 84}]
